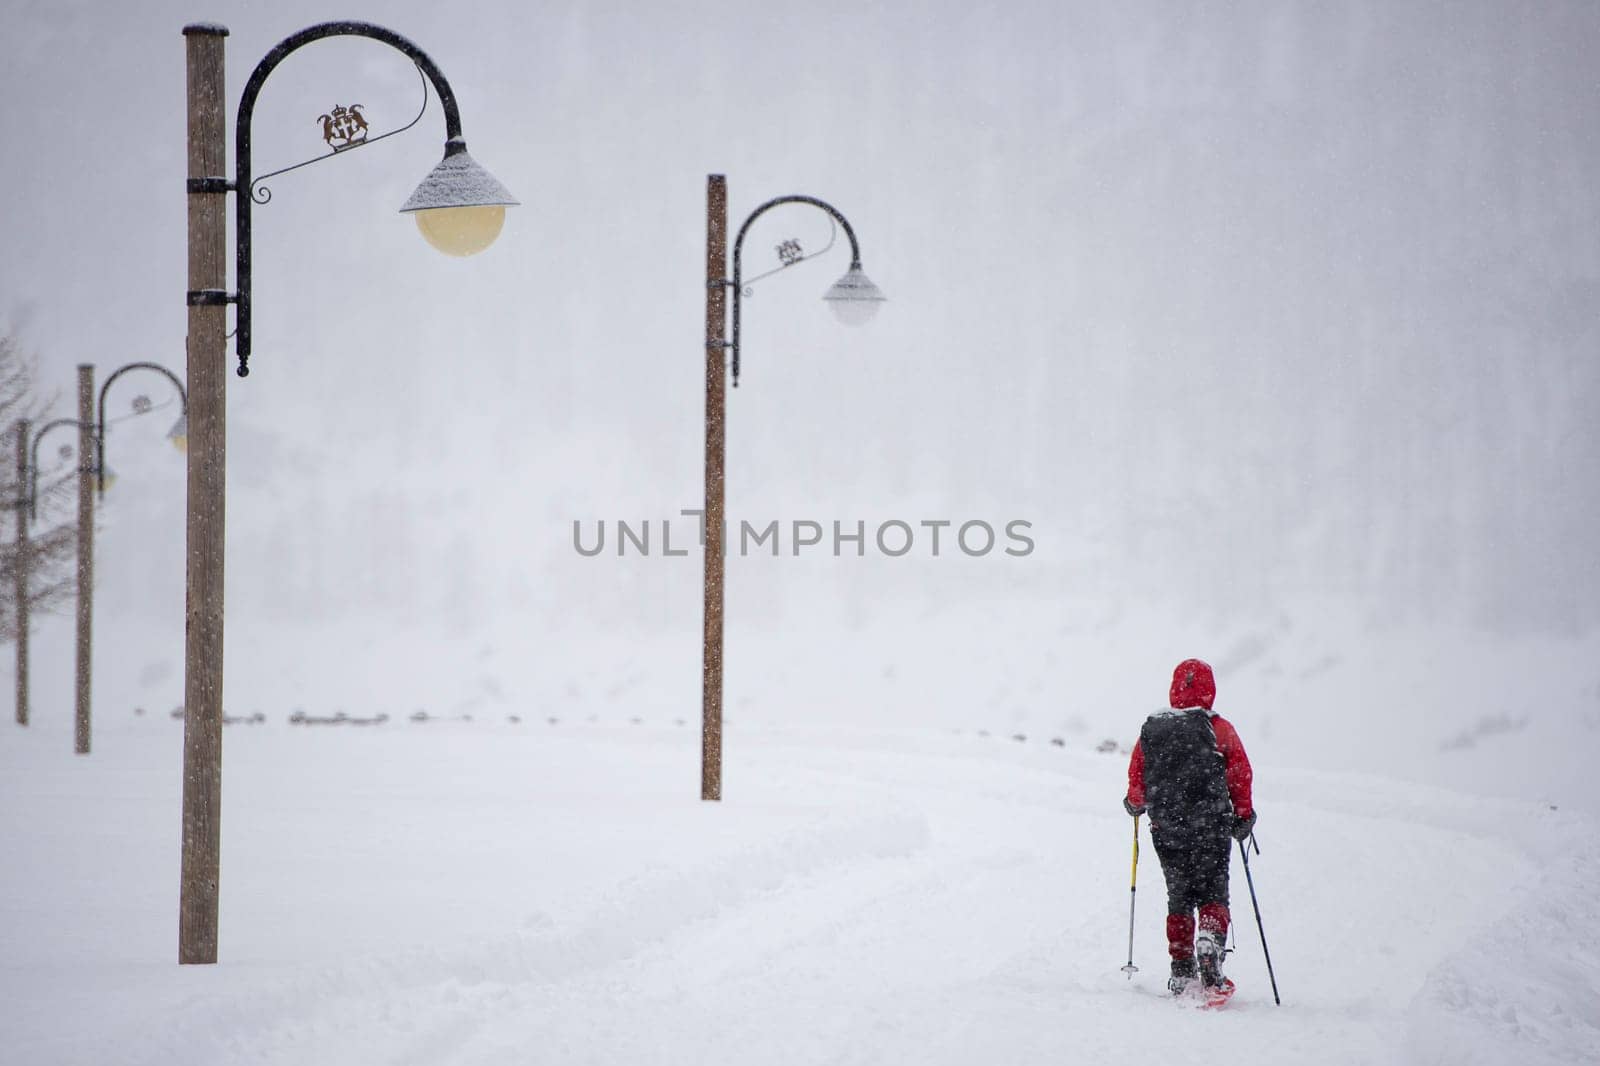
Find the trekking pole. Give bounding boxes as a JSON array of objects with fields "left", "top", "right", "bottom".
[
  {"left": 1122, "top": 815, "right": 1140, "bottom": 978},
  {"left": 1238, "top": 838, "right": 1280, "bottom": 1004}
]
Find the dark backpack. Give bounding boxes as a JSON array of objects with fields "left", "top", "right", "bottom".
[{"left": 1140, "top": 708, "right": 1232, "bottom": 835}]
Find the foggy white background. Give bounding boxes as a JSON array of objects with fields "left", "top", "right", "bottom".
[{"left": 1, "top": 0, "right": 1597, "bottom": 801}]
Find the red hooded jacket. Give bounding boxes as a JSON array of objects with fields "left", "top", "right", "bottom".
[{"left": 1125, "top": 659, "right": 1254, "bottom": 820}]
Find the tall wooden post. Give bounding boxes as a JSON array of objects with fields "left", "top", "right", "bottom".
[
  {"left": 180, "top": 22, "right": 228, "bottom": 965},
  {"left": 14, "top": 419, "right": 28, "bottom": 727},
  {"left": 74, "top": 366, "right": 94, "bottom": 754},
  {"left": 702, "top": 174, "right": 727, "bottom": 802}
]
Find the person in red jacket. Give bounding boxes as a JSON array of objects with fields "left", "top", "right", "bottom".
[{"left": 1124, "top": 659, "right": 1256, "bottom": 995}]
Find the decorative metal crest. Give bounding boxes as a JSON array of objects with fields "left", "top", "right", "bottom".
[
  {"left": 319, "top": 104, "right": 370, "bottom": 151},
  {"left": 776, "top": 239, "right": 803, "bottom": 266},
  {"left": 131, "top": 395, "right": 153, "bottom": 415}
]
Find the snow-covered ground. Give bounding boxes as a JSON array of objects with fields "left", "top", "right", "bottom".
[
  {"left": 3, "top": 1, "right": 1596, "bottom": 1060},
  {"left": 4, "top": 660, "right": 1596, "bottom": 1065}
]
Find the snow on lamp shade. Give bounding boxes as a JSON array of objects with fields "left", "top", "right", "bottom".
[
  {"left": 399, "top": 139, "right": 519, "bottom": 257},
  {"left": 822, "top": 264, "right": 887, "bottom": 327}
]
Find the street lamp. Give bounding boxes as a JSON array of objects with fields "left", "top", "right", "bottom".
[
  {"left": 699, "top": 176, "right": 886, "bottom": 801},
  {"left": 180, "top": 21, "right": 516, "bottom": 965},
  {"left": 196, "top": 21, "right": 519, "bottom": 379},
  {"left": 16, "top": 363, "right": 184, "bottom": 754},
  {"left": 97, "top": 361, "right": 188, "bottom": 495}
]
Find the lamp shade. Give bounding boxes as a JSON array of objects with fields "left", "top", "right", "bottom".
[
  {"left": 399, "top": 138, "right": 519, "bottom": 257},
  {"left": 167, "top": 413, "right": 188, "bottom": 453},
  {"left": 822, "top": 264, "right": 887, "bottom": 327}
]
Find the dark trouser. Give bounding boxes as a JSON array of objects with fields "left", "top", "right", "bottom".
[{"left": 1152, "top": 826, "right": 1231, "bottom": 961}]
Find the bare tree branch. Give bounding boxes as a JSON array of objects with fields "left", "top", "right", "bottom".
[{"left": 0, "top": 330, "right": 78, "bottom": 642}]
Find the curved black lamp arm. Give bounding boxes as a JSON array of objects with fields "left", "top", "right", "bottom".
[
  {"left": 225, "top": 21, "right": 468, "bottom": 379},
  {"left": 727, "top": 195, "right": 863, "bottom": 387},
  {"left": 28, "top": 418, "right": 93, "bottom": 525},
  {"left": 97, "top": 361, "right": 189, "bottom": 496}
]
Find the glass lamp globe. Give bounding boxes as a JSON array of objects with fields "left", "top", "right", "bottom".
[
  {"left": 400, "top": 138, "right": 518, "bottom": 257},
  {"left": 412, "top": 205, "right": 507, "bottom": 257},
  {"left": 822, "top": 264, "right": 887, "bottom": 327}
]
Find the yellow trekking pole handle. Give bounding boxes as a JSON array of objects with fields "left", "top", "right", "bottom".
[{"left": 1131, "top": 814, "right": 1141, "bottom": 885}]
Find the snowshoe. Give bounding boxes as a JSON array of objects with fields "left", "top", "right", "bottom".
[{"left": 1200, "top": 977, "right": 1236, "bottom": 1008}]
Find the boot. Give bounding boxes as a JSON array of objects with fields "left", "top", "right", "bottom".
[
  {"left": 1196, "top": 930, "right": 1226, "bottom": 989},
  {"left": 1168, "top": 956, "right": 1197, "bottom": 995}
]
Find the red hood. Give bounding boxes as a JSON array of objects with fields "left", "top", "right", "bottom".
[{"left": 1169, "top": 659, "right": 1216, "bottom": 710}]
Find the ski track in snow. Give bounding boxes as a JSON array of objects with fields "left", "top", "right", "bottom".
[{"left": 3, "top": 725, "right": 1596, "bottom": 1065}]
